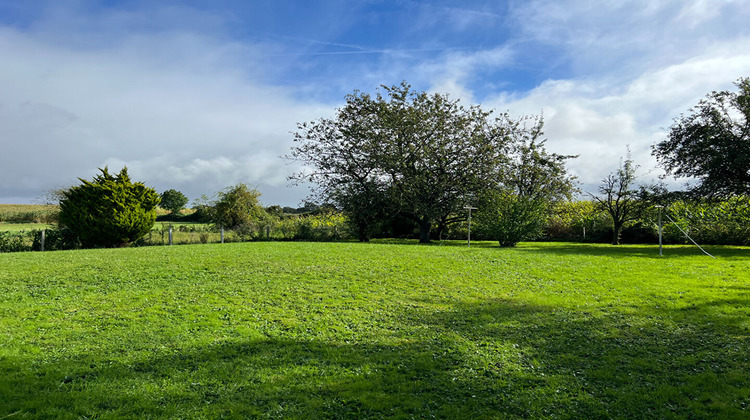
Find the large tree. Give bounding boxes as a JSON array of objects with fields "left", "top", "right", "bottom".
[
  {"left": 59, "top": 167, "right": 160, "bottom": 248},
  {"left": 652, "top": 77, "right": 750, "bottom": 197},
  {"left": 289, "top": 83, "right": 508, "bottom": 242}
]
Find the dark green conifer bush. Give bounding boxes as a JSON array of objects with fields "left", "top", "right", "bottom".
[{"left": 59, "top": 167, "right": 160, "bottom": 248}]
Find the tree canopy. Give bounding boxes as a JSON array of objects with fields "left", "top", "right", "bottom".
[
  {"left": 290, "top": 83, "right": 514, "bottom": 242},
  {"left": 476, "top": 116, "right": 578, "bottom": 246},
  {"left": 59, "top": 167, "right": 160, "bottom": 247},
  {"left": 212, "top": 183, "right": 266, "bottom": 230},
  {"left": 652, "top": 77, "right": 750, "bottom": 197},
  {"left": 160, "top": 189, "right": 189, "bottom": 215}
]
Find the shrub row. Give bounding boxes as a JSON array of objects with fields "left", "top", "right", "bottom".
[
  {"left": 4, "top": 198, "right": 749, "bottom": 252},
  {"left": 1, "top": 212, "right": 352, "bottom": 252},
  {"left": 544, "top": 198, "right": 750, "bottom": 246}
]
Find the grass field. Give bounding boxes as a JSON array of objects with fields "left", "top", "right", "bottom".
[
  {"left": 0, "top": 223, "right": 53, "bottom": 233},
  {"left": 1, "top": 241, "right": 749, "bottom": 418}
]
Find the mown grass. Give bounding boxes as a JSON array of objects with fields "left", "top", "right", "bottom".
[
  {"left": 0, "top": 223, "right": 52, "bottom": 233},
  {"left": 1, "top": 241, "right": 749, "bottom": 418}
]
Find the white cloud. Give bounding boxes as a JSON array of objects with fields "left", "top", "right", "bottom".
[
  {"left": 0, "top": 22, "right": 332, "bottom": 205},
  {"left": 484, "top": 35, "right": 750, "bottom": 193},
  {"left": 509, "top": 0, "right": 750, "bottom": 77}
]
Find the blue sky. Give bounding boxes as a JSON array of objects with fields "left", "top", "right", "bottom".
[{"left": 1, "top": 0, "right": 749, "bottom": 205}]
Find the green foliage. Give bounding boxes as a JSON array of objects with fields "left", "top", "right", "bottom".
[
  {"left": 290, "top": 82, "right": 514, "bottom": 243},
  {"left": 475, "top": 117, "right": 578, "bottom": 247},
  {"left": 276, "top": 211, "right": 349, "bottom": 241},
  {"left": 664, "top": 197, "right": 750, "bottom": 245},
  {"left": 211, "top": 184, "right": 266, "bottom": 230},
  {"left": 59, "top": 167, "right": 161, "bottom": 248},
  {"left": 1, "top": 242, "right": 749, "bottom": 418},
  {"left": 189, "top": 195, "right": 215, "bottom": 223},
  {"left": 31, "top": 227, "right": 82, "bottom": 251},
  {"left": 653, "top": 77, "right": 750, "bottom": 197},
  {"left": 500, "top": 116, "right": 578, "bottom": 204},
  {"left": 159, "top": 189, "right": 189, "bottom": 215},
  {"left": 291, "top": 83, "right": 577, "bottom": 243},
  {"left": 475, "top": 190, "right": 548, "bottom": 246},
  {"left": 0, "top": 231, "right": 30, "bottom": 252},
  {"left": 545, "top": 200, "right": 611, "bottom": 242}
]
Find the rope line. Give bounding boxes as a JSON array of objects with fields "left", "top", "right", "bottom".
[{"left": 662, "top": 212, "right": 716, "bottom": 259}]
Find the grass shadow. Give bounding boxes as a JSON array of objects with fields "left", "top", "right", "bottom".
[
  {"left": 408, "top": 297, "right": 750, "bottom": 418},
  {"left": 1, "top": 336, "right": 549, "bottom": 418},
  {"left": 5, "top": 294, "right": 749, "bottom": 418},
  {"left": 513, "top": 242, "right": 750, "bottom": 260}
]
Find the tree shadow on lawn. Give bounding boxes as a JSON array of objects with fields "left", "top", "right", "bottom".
[
  {"left": 2, "top": 298, "right": 750, "bottom": 418},
  {"left": 414, "top": 297, "right": 750, "bottom": 418},
  {"left": 513, "top": 242, "right": 750, "bottom": 260},
  {"left": 370, "top": 239, "right": 749, "bottom": 260}
]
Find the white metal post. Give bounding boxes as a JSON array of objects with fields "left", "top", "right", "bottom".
[
  {"left": 464, "top": 206, "right": 477, "bottom": 247},
  {"left": 655, "top": 205, "right": 663, "bottom": 256}
]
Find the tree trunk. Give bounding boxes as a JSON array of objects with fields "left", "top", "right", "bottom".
[
  {"left": 358, "top": 221, "right": 370, "bottom": 242},
  {"left": 612, "top": 222, "right": 622, "bottom": 245},
  {"left": 419, "top": 216, "right": 432, "bottom": 243},
  {"left": 436, "top": 222, "right": 445, "bottom": 241}
]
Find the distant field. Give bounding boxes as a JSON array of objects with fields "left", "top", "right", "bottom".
[
  {"left": 0, "top": 204, "right": 192, "bottom": 224},
  {"left": 0, "top": 205, "right": 207, "bottom": 245},
  {"left": 1, "top": 241, "right": 749, "bottom": 418},
  {"left": 0, "top": 204, "right": 58, "bottom": 213},
  {"left": 0, "top": 204, "right": 58, "bottom": 224}
]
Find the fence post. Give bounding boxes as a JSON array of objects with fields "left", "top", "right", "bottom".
[
  {"left": 40, "top": 229, "right": 45, "bottom": 252},
  {"left": 221, "top": 227, "right": 224, "bottom": 244},
  {"left": 168, "top": 226, "right": 173, "bottom": 245}
]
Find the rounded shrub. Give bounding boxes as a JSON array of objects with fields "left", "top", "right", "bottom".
[{"left": 59, "top": 167, "right": 160, "bottom": 248}]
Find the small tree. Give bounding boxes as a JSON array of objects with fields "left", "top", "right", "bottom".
[
  {"left": 475, "top": 190, "right": 548, "bottom": 246},
  {"left": 477, "top": 116, "right": 578, "bottom": 247},
  {"left": 160, "top": 189, "right": 189, "bottom": 215},
  {"left": 212, "top": 184, "right": 266, "bottom": 230},
  {"left": 592, "top": 152, "right": 639, "bottom": 245},
  {"left": 59, "top": 167, "right": 160, "bottom": 248},
  {"left": 191, "top": 195, "right": 215, "bottom": 222}
]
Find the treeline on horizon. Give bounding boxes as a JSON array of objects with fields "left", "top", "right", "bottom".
[
  {"left": 2, "top": 192, "right": 750, "bottom": 252},
  {"left": 2, "top": 77, "right": 748, "bottom": 252}
]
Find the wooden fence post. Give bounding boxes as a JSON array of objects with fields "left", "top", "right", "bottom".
[
  {"left": 168, "top": 226, "right": 173, "bottom": 245},
  {"left": 40, "top": 229, "right": 45, "bottom": 252}
]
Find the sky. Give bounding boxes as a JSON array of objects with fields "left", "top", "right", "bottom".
[{"left": 1, "top": 0, "right": 749, "bottom": 206}]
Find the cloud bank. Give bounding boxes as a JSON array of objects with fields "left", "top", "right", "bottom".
[{"left": 1, "top": 1, "right": 748, "bottom": 204}]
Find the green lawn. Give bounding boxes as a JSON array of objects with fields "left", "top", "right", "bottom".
[
  {"left": 0, "top": 223, "right": 53, "bottom": 232},
  {"left": 1, "top": 241, "right": 749, "bottom": 418}
]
